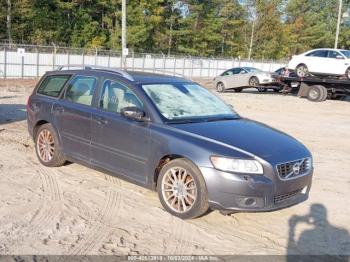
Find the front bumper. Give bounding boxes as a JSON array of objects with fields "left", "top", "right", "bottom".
[
  {"left": 260, "top": 78, "right": 276, "bottom": 85},
  {"left": 199, "top": 166, "right": 312, "bottom": 212}
]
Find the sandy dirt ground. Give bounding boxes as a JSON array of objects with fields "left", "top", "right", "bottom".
[{"left": 0, "top": 79, "right": 349, "bottom": 256}]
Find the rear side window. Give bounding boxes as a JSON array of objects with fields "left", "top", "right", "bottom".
[
  {"left": 306, "top": 50, "right": 328, "bottom": 58},
  {"left": 222, "top": 70, "right": 233, "bottom": 76},
  {"left": 64, "top": 76, "right": 97, "bottom": 106},
  {"left": 37, "top": 75, "right": 70, "bottom": 97}
]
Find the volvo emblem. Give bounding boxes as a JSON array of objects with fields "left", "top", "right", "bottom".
[{"left": 292, "top": 163, "right": 301, "bottom": 175}]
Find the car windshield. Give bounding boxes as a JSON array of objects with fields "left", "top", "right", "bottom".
[
  {"left": 243, "top": 67, "right": 262, "bottom": 73},
  {"left": 340, "top": 50, "right": 350, "bottom": 58},
  {"left": 142, "top": 83, "right": 239, "bottom": 122}
]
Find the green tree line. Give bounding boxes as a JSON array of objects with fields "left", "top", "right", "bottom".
[{"left": 1, "top": 0, "right": 350, "bottom": 59}]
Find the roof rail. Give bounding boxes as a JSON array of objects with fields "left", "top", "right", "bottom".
[{"left": 55, "top": 64, "right": 134, "bottom": 81}]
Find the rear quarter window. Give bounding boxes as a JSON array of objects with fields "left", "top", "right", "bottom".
[{"left": 37, "top": 75, "right": 71, "bottom": 97}]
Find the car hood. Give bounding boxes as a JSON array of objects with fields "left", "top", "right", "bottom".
[{"left": 171, "top": 118, "right": 310, "bottom": 165}]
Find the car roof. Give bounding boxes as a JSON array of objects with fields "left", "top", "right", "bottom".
[
  {"left": 306, "top": 48, "right": 345, "bottom": 52},
  {"left": 242, "top": 67, "right": 259, "bottom": 70},
  {"left": 46, "top": 67, "right": 191, "bottom": 85}
]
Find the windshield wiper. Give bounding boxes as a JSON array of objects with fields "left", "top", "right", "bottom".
[
  {"left": 167, "top": 119, "right": 203, "bottom": 124},
  {"left": 167, "top": 116, "right": 240, "bottom": 124},
  {"left": 203, "top": 117, "right": 240, "bottom": 122}
]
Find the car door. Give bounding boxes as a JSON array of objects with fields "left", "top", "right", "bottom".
[
  {"left": 236, "top": 68, "right": 251, "bottom": 87},
  {"left": 53, "top": 74, "right": 98, "bottom": 162},
  {"left": 225, "top": 68, "right": 244, "bottom": 88},
  {"left": 304, "top": 50, "right": 328, "bottom": 74},
  {"left": 327, "top": 50, "right": 346, "bottom": 75},
  {"left": 90, "top": 78, "right": 151, "bottom": 184}
]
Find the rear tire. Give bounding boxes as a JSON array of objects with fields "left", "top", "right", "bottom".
[
  {"left": 157, "top": 158, "right": 209, "bottom": 219},
  {"left": 307, "top": 85, "right": 327, "bottom": 102},
  {"left": 35, "top": 123, "right": 66, "bottom": 167},
  {"left": 296, "top": 64, "right": 309, "bottom": 78},
  {"left": 216, "top": 82, "right": 225, "bottom": 93}
]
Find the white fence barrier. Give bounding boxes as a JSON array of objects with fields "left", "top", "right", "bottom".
[{"left": 0, "top": 44, "right": 287, "bottom": 79}]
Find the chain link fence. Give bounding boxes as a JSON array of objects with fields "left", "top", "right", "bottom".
[{"left": 0, "top": 44, "right": 287, "bottom": 79}]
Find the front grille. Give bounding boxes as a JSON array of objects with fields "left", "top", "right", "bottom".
[
  {"left": 274, "top": 189, "right": 303, "bottom": 204},
  {"left": 277, "top": 158, "right": 311, "bottom": 180}
]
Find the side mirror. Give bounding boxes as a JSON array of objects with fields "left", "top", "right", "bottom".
[
  {"left": 121, "top": 107, "right": 149, "bottom": 122},
  {"left": 336, "top": 55, "right": 344, "bottom": 59}
]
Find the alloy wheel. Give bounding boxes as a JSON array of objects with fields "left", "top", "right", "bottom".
[
  {"left": 161, "top": 167, "right": 197, "bottom": 213},
  {"left": 296, "top": 65, "right": 308, "bottom": 77},
  {"left": 216, "top": 83, "right": 225, "bottom": 92},
  {"left": 249, "top": 77, "right": 259, "bottom": 87},
  {"left": 37, "top": 129, "right": 55, "bottom": 162}
]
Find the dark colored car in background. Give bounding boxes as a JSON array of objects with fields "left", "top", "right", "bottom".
[
  {"left": 27, "top": 66, "right": 313, "bottom": 219},
  {"left": 273, "top": 67, "right": 297, "bottom": 78}
]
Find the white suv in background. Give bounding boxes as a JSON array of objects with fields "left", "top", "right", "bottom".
[{"left": 288, "top": 48, "right": 350, "bottom": 79}]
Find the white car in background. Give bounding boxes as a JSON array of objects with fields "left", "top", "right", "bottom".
[
  {"left": 214, "top": 67, "right": 276, "bottom": 93},
  {"left": 288, "top": 48, "right": 350, "bottom": 79}
]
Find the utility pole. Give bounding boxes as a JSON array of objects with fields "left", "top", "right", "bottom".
[
  {"left": 335, "top": 0, "right": 343, "bottom": 49},
  {"left": 248, "top": 20, "right": 255, "bottom": 60},
  {"left": 121, "top": 0, "right": 127, "bottom": 69},
  {"left": 7, "top": 0, "right": 12, "bottom": 45}
]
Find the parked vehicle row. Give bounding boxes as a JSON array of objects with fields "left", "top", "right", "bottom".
[
  {"left": 27, "top": 65, "right": 313, "bottom": 219},
  {"left": 213, "top": 48, "right": 350, "bottom": 102}
]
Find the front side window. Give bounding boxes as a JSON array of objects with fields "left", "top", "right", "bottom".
[
  {"left": 37, "top": 75, "right": 70, "bottom": 97},
  {"left": 231, "top": 68, "right": 242, "bottom": 74},
  {"left": 328, "top": 50, "right": 342, "bottom": 58},
  {"left": 142, "top": 83, "right": 238, "bottom": 122},
  {"left": 64, "top": 76, "right": 97, "bottom": 106},
  {"left": 99, "top": 80, "right": 143, "bottom": 113},
  {"left": 340, "top": 50, "right": 350, "bottom": 58}
]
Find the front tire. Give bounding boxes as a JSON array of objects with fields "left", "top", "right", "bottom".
[
  {"left": 157, "top": 159, "right": 209, "bottom": 219},
  {"left": 249, "top": 76, "right": 259, "bottom": 87},
  {"left": 296, "top": 64, "right": 309, "bottom": 78},
  {"left": 216, "top": 82, "right": 225, "bottom": 93},
  {"left": 35, "top": 123, "right": 66, "bottom": 167},
  {"left": 345, "top": 67, "right": 350, "bottom": 80}
]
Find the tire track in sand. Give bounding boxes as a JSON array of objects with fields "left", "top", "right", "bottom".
[
  {"left": 69, "top": 174, "right": 123, "bottom": 255},
  {"left": 29, "top": 163, "right": 64, "bottom": 230},
  {"left": 165, "top": 216, "right": 196, "bottom": 255}
]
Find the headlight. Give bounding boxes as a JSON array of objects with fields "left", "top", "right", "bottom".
[{"left": 210, "top": 156, "right": 264, "bottom": 174}]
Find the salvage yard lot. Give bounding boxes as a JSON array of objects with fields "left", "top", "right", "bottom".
[{"left": 0, "top": 79, "right": 349, "bottom": 255}]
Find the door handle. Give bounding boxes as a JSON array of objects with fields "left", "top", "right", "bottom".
[{"left": 96, "top": 116, "right": 108, "bottom": 125}]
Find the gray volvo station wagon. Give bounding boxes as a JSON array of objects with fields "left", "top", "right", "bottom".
[{"left": 27, "top": 65, "right": 313, "bottom": 219}]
